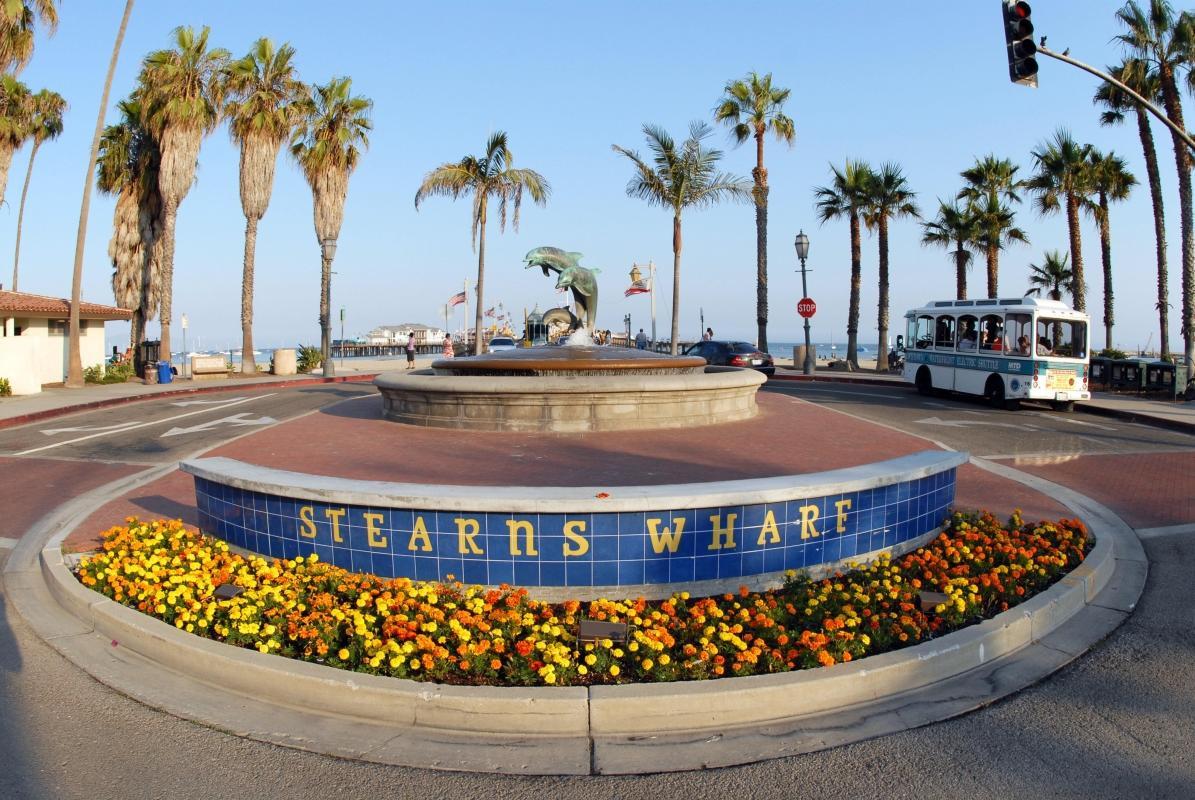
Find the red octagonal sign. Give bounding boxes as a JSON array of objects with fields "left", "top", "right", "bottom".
[{"left": 797, "top": 297, "right": 817, "bottom": 318}]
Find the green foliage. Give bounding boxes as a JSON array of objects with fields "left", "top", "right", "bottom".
[
  {"left": 1099, "top": 347, "right": 1129, "bottom": 360},
  {"left": 83, "top": 364, "right": 104, "bottom": 383},
  {"left": 296, "top": 344, "right": 321, "bottom": 374},
  {"left": 0, "top": 377, "right": 11, "bottom": 397},
  {"left": 83, "top": 361, "right": 136, "bottom": 384}
]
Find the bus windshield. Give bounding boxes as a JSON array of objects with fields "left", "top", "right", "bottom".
[{"left": 1035, "top": 318, "right": 1087, "bottom": 359}]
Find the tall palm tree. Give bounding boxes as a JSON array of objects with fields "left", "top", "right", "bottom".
[
  {"left": 613, "top": 122, "right": 751, "bottom": 354},
  {"left": 713, "top": 71, "right": 795, "bottom": 353},
  {"left": 1096, "top": 58, "right": 1170, "bottom": 357},
  {"left": 862, "top": 163, "right": 919, "bottom": 373},
  {"left": 0, "top": 74, "right": 31, "bottom": 208},
  {"left": 813, "top": 160, "right": 873, "bottom": 367},
  {"left": 416, "top": 131, "right": 548, "bottom": 356},
  {"left": 0, "top": 0, "right": 58, "bottom": 75},
  {"left": 292, "top": 76, "right": 372, "bottom": 369},
  {"left": 970, "top": 191, "right": 1029, "bottom": 299},
  {"left": 66, "top": 0, "right": 134, "bottom": 388},
  {"left": 1028, "top": 129, "right": 1094, "bottom": 312},
  {"left": 224, "top": 38, "right": 304, "bottom": 374},
  {"left": 10, "top": 87, "right": 64, "bottom": 291},
  {"left": 1026, "top": 250, "right": 1075, "bottom": 302},
  {"left": 1116, "top": 0, "right": 1195, "bottom": 366},
  {"left": 960, "top": 154, "right": 1023, "bottom": 204},
  {"left": 920, "top": 199, "right": 978, "bottom": 300},
  {"left": 136, "top": 24, "right": 229, "bottom": 363},
  {"left": 1085, "top": 149, "right": 1137, "bottom": 350}
]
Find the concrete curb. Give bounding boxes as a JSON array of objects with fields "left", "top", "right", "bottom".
[
  {"left": 769, "top": 372, "right": 904, "bottom": 387},
  {"left": 10, "top": 455, "right": 1143, "bottom": 774},
  {"left": 1076, "top": 398, "right": 1195, "bottom": 435},
  {"left": 0, "top": 373, "right": 379, "bottom": 430}
]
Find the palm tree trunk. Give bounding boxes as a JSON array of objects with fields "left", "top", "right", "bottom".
[
  {"left": 1135, "top": 107, "right": 1169, "bottom": 358},
  {"left": 240, "top": 215, "right": 258, "bottom": 373},
  {"left": 954, "top": 236, "right": 966, "bottom": 300},
  {"left": 0, "top": 144, "right": 16, "bottom": 210},
  {"left": 11, "top": 141, "right": 39, "bottom": 291},
  {"left": 319, "top": 253, "right": 331, "bottom": 371},
  {"left": 986, "top": 242, "right": 998, "bottom": 299},
  {"left": 876, "top": 214, "right": 890, "bottom": 374},
  {"left": 474, "top": 200, "right": 487, "bottom": 356},
  {"left": 671, "top": 214, "right": 682, "bottom": 356},
  {"left": 846, "top": 211, "right": 861, "bottom": 368},
  {"left": 1159, "top": 62, "right": 1194, "bottom": 367},
  {"left": 1065, "top": 192, "right": 1085, "bottom": 312},
  {"left": 1097, "top": 194, "right": 1114, "bottom": 351},
  {"left": 67, "top": 0, "right": 135, "bottom": 388},
  {"left": 158, "top": 200, "right": 177, "bottom": 361},
  {"left": 754, "top": 185, "right": 768, "bottom": 352}
]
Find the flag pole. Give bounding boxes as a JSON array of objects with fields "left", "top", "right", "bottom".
[{"left": 649, "top": 260, "right": 657, "bottom": 351}]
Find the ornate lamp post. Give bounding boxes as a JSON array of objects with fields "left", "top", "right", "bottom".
[
  {"left": 321, "top": 237, "right": 338, "bottom": 377},
  {"left": 794, "top": 231, "right": 814, "bottom": 375}
]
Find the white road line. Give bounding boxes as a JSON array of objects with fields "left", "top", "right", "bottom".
[
  {"left": 14, "top": 393, "right": 278, "bottom": 456},
  {"left": 0, "top": 536, "right": 18, "bottom": 550},
  {"left": 170, "top": 396, "right": 248, "bottom": 407},
  {"left": 779, "top": 386, "right": 906, "bottom": 400},
  {"left": 1136, "top": 523, "right": 1195, "bottom": 539}
]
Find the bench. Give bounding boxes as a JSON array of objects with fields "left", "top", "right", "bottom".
[{"left": 191, "top": 355, "right": 229, "bottom": 381}]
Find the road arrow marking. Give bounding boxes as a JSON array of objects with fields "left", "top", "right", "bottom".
[
  {"left": 161, "top": 412, "right": 278, "bottom": 437},
  {"left": 914, "top": 416, "right": 1026, "bottom": 430},
  {"left": 41, "top": 421, "right": 142, "bottom": 436},
  {"left": 170, "top": 396, "right": 247, "bottom": 407}
]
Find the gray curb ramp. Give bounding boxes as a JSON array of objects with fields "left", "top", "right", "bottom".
[{"left": 4, "top": 457, "right": 1145, "bottom": 775}]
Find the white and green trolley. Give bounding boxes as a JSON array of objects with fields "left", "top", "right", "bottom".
[{"left": 900, "top": 297, "right": 1091, "bottom": 410}]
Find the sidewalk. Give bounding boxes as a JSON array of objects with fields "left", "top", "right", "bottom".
[{"left": 1082, "top": 391, "right": 1195, "bottom": 434}]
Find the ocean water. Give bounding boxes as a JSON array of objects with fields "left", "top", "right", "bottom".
[{"left": 770, "top": 341, "right": 881, "bottom": 357}]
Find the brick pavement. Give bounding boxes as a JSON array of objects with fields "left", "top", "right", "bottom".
[{"left": 0, "top": 457, "right": 142, "bottom": 541}]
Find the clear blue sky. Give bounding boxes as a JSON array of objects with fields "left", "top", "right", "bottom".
[{"left": 5, "top": 1, "right": 1186, "bottom": 353}]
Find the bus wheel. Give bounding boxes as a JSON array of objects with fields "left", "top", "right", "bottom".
[
  {"left": 1051, "top": 400, "right": 1075, "bottom": 413},
  {"left": 915, "top": 367, "right": 933, "bottom": 396},
  {"left": 985, "top": 376, "right": 1007, "bottom": 409}
]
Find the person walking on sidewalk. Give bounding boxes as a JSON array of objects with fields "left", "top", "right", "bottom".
[
  {"left": 405, "top": 335, "right": 417, "bottom": 369},
  {"left": 635, "top": 329, "right": 647, "bottom": 350},
  {"left": 703, "top": 327, "right": 714, "bottom": 341},
  {"left": 443, "top": 336, "right": 455, "bottom": 358}
]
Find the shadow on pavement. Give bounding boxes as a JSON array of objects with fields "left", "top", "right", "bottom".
[
  {"left": 0, "top": 555, "right": 45, "bottom": 799},
  {"left": 127, "top": 495, "right": 197, "bottom": 527}
]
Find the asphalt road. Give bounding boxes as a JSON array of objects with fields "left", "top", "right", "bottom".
[{"left": 1, "top": 383, "right": 1193, "bottom": 799}]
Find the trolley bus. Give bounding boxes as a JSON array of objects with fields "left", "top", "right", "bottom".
[{"left": 900, "top": 297, "right": 1091, "bottom": 410}]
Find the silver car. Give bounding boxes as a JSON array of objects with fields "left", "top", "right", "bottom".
[{"left": 487, "top": 336, "right": 518, "bottom": 353}]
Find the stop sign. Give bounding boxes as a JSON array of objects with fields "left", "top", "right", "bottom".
[{"left": 797, "top": 297, "right": 817, "bottom": 318}]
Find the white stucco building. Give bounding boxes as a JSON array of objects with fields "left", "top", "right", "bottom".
[
  {"left": 366, "top": 323, "right": 446, "bottom": 346},
  {"left": 0, "top": 290, "right": 132, "bottom": 394}
]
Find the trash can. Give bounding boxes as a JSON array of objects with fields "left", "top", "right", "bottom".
[
  {"left": 157, "top": 360, "right": 174, "bottom": 384},
  {"left": 143, "top": 364, "right": 158, "bottom": 385},
  {"left": 138, "top": 340, "right": 160, "bottom": 373}
]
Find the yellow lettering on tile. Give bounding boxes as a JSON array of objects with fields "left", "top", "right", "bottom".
[
  {"left": 298, "top": 505, "right": 316, "bottom": 539},
  {"left": 835, "top": 499, "right": 852, "bottom": 534},
  {"left": 324, "top": 507, "right": 346, "bottom": 543},
  {"left": 408, "top": 515, "right": 432, "bottom": 552},
  {"left": 456, "top": 517, "right": 483, "bottom": 555},
  {"left": 563, "top": 520, "right": 589, "bottom": 557},
  {"left": 507, "top": 519, "right": 538, "bottom": 557},
  {"left": 800, "top": 504, "right": 820, "bottom": 539},
  {"left": 363, "top": 512, "right": 387, "bottom": 549},
  {"left": 647, "top": 518, "right": 685, "bottom": 554},
  {"left": 756, "top": 509, "right": 780, "bottom": 546},
  {"left": 708, "top": 513, "right": 737, "bottom": 550}
]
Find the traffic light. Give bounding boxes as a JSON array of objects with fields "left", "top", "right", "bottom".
[{"left": 1002, "top": 1, "right": 1038, "bottom": 88}]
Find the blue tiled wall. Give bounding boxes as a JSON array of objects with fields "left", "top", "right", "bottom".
[{"left": 192, "top": 469, "right": 956, "bottom": 588}]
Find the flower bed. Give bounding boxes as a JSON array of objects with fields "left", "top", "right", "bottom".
[{"left": 74, "top": 510, "right": 1088, "bottom": 686}]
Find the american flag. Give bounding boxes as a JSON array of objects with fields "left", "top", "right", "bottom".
[
  {"left": 624, "top": 278, "right": 651, "bottom": 297},
  {"left": 448, "top": 291, "right": 466, "bottom": 307},
  {"left": 484, "top": 307, "right": 496, "bottom": 317}
]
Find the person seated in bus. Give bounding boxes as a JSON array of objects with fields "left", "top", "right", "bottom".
[
  {"left": 958, "top": 330, "right": 978, "bottom": 350},
  {"left": 982, "top": 321, "right": 1003, "bottom": 350},
  {"left": 1036, "top": 336, "right": 1053, "bottom": 356},
  {"left": 1015, "top": 335, "right": 1031, "bottom": 356}
]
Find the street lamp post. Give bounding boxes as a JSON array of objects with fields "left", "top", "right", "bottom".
[
  {"left": 181, "top": 313, "right": 189, "bottom": 379},
  {"left": 321, "top": 237, "right": 337, "bottom": 377},
  {"left": 794, "top": 231, "right": 814, "bottom": 375}
]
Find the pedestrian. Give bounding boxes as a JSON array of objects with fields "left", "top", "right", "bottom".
[
  {"left": 635, "top": 328, "right": 647, "bottom": 350},
  {"left": 443, "top": 336, "right": 455, "bottom": 358},
  {"left": 405, "top": 334, "right": 417, "bottom": 368},
  {"left": 703, "top": 327, "right": 714, "bottom": 341}
]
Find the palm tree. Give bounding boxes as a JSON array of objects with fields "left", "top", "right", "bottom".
[
  {"left": 713, "top": 71, "right": 795, "bottom": 353},
  {"left": 136, "top": 25, "right": 229, "bottom": 363},
  {"left": 1116, "top": 0, "right": 1195, "bottom": 366},
  {"left": 10, "top": 87, "right": 64, "bottom": 291},
  {"left": 1096, "top": 58, "right": 1170, "bottom": 357},
  {"left": 862, "top": 163, "right": 919, "bottom": 373},
  {"left": 416, "top": 131, "right": 548, "bottom": 356},
  {"left": 1084, "top": 150, "right": 1136, "bottom": 350},
  {"left": 1027, "top": 129, "right": 1093, "bottom": 312},
  {"left": 292, "top": 76, "right": 372, "bottom": 370},
  {"left": 920, "top": 199, "right": 978, "bottom": 300},
  {"left": 0, "top": 74, "right": 31, "bottom": 208},
  {"left": 65, "top": 0, "right": 134, "bottom": 388},
  {"left": 224, "top": 38, "right": 304, "bottom": 374},
  {"left": 958, "top": 155, "right": 1026, "bottom": 297},
  {"left": 814, "top": 160, "right": 873, "bottom": 368},
  {"left": 0, "top": 0, "right": 58, "bottom": 75},
  {"left": 613, "top": 122, "right": 751, "bottom": 354},
  {"left": 1027, "top": 250, "right": 1075, "bottom": 302}
]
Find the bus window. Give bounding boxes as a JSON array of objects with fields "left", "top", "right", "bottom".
[
  {"left": 1037, "top": 318, "right": 1087, "bottom": 359},
  {"left": 915, "top": 315, "right": 934, "bottom": 348},
  {"left": 1006, "top": 313, "right": 1032, "bottom": 356},
  {"left": 956, "top": 315, "right": 979, "bottom": 351},
  {"left": 979, "top": 314, "right": 1004, "bottom": 352},
  {"left": 934, "top": 315, "right": 956, "bottom": 349}
]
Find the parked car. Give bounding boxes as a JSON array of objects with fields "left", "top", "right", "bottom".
[
  {"left": 487, "top": 336, "right": 518, "bottom": 353},
  {"left": 683, "top": 340, "right": 775, "bottom": 377}
]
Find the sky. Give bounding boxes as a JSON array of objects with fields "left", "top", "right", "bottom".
[{"left": 4, "top": 0, "right": 1190, "bottom": 354}]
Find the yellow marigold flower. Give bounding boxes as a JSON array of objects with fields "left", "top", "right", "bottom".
[
  {"left": 641, "top": 659, "right": 654, "bottom": 671},
  {"left": 337, "top": 648, "right": 350, "bottom": 661},
  {"left": 584, "top": 654, "right": 597, "bottom": 666},
  {"left": 610, "top": 664, "right": 620, "bottom": 677}
]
